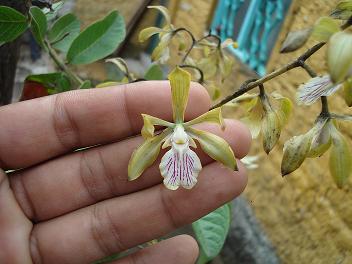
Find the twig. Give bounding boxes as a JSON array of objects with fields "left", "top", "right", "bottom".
[
  {"left": 44, "top": 40, "right": 84, "bottom": 87},
  {"left": 210, "top": 16, "right": 352, "bottom": 110},
  {"left": 210, "top": 43, "right": 325, "bottom": 110}
]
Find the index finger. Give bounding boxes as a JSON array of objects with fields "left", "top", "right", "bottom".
[{"left": 0, "top": 81, "right": 210, "bottom": 169}]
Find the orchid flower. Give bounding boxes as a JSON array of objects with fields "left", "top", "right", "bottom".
[
  {"left": 138, "top": 6, "right": 175, "bottom": 63},
  {"left": 128, "top": 67, "right": 237, "bottom": 190}
]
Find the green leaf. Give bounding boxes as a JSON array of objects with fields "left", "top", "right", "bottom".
[
  {"left": 48, "top": 13, "right": 81, "bottom": 53},
  {"left": 26, "top": 72, "right": 71, "bottom": 94},
  {"left": 0, "top": 6, "right": 28, "bottom": 43},
  {"left": 329, "top": 125, "right": 352, "bottom": 188},
  {"left": 312, "top": 17, "right": 340, "bottom": 42},
  {"left": 193, "top": 203, "right": 232, "bottom": 263},
  {"left": 67, "top": 11, "right": 126, "bottom": 65},
  {"left": 29, "top": 6, "right": 48, "bottom": 48},
  {"left": 79, "top": 80, "right": 92, "bottom": 89},
  {"left": 144, "top": 64, "right": 164, "bottom": 80}
]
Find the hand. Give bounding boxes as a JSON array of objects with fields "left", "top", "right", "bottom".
[{"left": 0, "top": 81, "right": 251, "bottom": 264}]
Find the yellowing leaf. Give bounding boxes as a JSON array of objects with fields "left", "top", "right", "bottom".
[
  {"left": 187, "top": 127, "right": 237, "bottom": 171},
  {"left": 329, "top": 126, "right": 352, "bottom": 187},
  {"left": 168, "top": 67, "right": 191, "bottom": 123},
  {"left": 184, "top": 108, "right": 224, "bottom": 129},
  {"left": 262, "top": 111, "right": 281, "bottom": 154},
  {"left": 141, "top": 114, "right": 173, "bottom": 138},
  {"left": 128, "top": 128, "right": 172, "bottom": 180},
  {"left": 312, "top": 17, "right": 340, "bottom": 42},
  {"left": 328, "top": 32, "right": 352, "bottom": 83},
  {"left": 139, "top": 27, "right": 163, "bottom": 42}
]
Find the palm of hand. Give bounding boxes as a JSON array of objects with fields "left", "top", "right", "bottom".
[{"left": 0, "top": 81, "right": 250, "bottom": 264}]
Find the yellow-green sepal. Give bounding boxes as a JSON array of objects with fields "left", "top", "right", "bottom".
[
  {"left": 271, "top": 92, "right": 293, "bottom": 126},
  {"left": 241, "top": 97, "right": 263, "bottom": 138},
  {"left": 281, "top": 118, "right": 327, "bottom": 175},
  {"left": 128, "top": 128, "right": 172, "bottom": 181},
  {"left": 148, "top": 5, "right": 171, "bottom": 25},
  {"left": 328, "top": 32, "right": 352, "bottom": 83},
  {"left": 139, "top": 27, "right": 164, "bottom": 42},
  {"left": 307, "top": 121, "right": 332, "bottom": 158},
  {"left": 95, "top": 81, "right": 120, "bottom": 88},
  {"left": 168, "top": 66, "right": 191, "bottom": 123},
  {"left": 262, "top": 110, "right": 281, "bottom": 154},
  {"left": 187, "top": 127, "right": 237, "bottom": 171},
  {"left": 151, "top": 33, "right": 172, "bottom": 62},
  {"left": 329, "top": 124, "right": 352, "bottom": 188},
  {"left": 343, "top": 77, "right": 352, "bottom": 106},
  {"left": 312, "top": 16, "right": 340, "bottom": 42},
  {"left": 184, "top": 107, "right": 225, "bottom": 129},
  {"left": 141, "top": 114, "right": 174, "bottom": 138}
]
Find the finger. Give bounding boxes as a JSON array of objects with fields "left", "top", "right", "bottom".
[
  {"left": 11, "top": 120, "right": 251, "bottom": 221},
  {"left": 0, "top": 81, "right": 210, "bottom": 169},
  {"left": 0, "top": 171, "right": 33, "bottom": 264},
  {"left": 30, "top": 161, "right": 247, "bottom": 264},
  {"left": 111, "top": 235, "right": 198, "bottom": 264}
]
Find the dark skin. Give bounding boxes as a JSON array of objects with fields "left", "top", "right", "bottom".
[{"left": 0, "top": 81, "right": 251, "bottom": 264}]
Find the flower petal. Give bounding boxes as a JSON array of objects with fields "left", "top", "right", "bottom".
[
  {"left": 141, "top": 114, "right": 174, "bottom": 139},
  {"left": 312, "top": 17, "right": 340, "bottom": 42},
  {"left": 307, "top": 121, "right": 332, "bottom": 158},
  {"left": 187, "top": 127, "right": 237, "bottom": 171},
  {"left": 160, "top": 145, "right": 202, "bottom": 190},
  {"left": 106, "top": 57, "right": 129, "bottom": 75},
  {"left": 262, "top": 110, "right": 281, "bottom": 154},
  {"left": 296, "top": 75, "right": 342, "bottom": 105},
  {"left": 329, "top": 123, "right": 352, "bottom": 188},
  {"left": 128, "top": 128, "right": 172, "bottom": 181},
  {"left": 168, "top": 67, "right": 191, "bottom": 123},
  {"left": 328, "top": 32, "right": 352, "bottom": 83},
  {"left": 184, "top": 107, "right": 224, "bottom": 129},
  {"left": 151, "top": 33, "right": 172, "bottom": 62},
  {"left": 271, "top": 92, "right": 293, "bottom": 126},
  {"left": 139, "top": 27, "right": 164, "bottom": 42},
  {"left": 148, "top": 5, "right": 171, "bottom": 25},
  {"left": 241, "top": 97, "right": 263, "bottom": 138},
  {"left": 281, "top": 117, "right": 328, "bottom": 175}
]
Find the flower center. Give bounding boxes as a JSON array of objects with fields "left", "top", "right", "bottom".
[{"left": 172, "top": 125, "right": 188, "bottom": 145}]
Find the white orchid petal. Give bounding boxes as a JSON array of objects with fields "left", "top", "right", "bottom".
[
  {"left": 297, "top": 75, "right": 342, "bottom": 105},
  {"left": 159, "top": 125, "right": 202, "bottom": 190},
  {"left": 160, "top": 145, "right": 202, "bottom": 190}
]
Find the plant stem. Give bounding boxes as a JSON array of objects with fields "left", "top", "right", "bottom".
[
  {"left": 320, "top": 96, "right": 330, "bottom": 116},
  {"left": 44, "top": 40, "right": 84, "bottom": 87}
]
